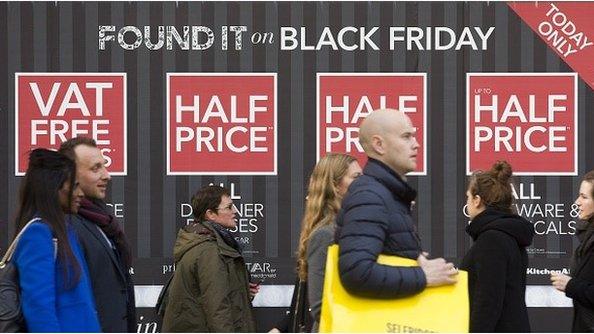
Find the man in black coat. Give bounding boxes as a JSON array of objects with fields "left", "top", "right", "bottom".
[
  {"left": 60, "top": 137, "right": 136, "bottom": 332},
  {"left": 336, "top": 109, "right": 458, "bottom": 298}
]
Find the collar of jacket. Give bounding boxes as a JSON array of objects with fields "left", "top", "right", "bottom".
[
  {"left": 465, "top": 207, "right": 534, "bottom": 247},
  {"left": 200, "top": 221, "right": 242, "bottom": 259},
  {"left": 575, "top": 219, "right": 594, "bottom": 242},
  {"left": 364, "top": 158, "right": 417, "bottom": 206},
  {"left": 574, "top": 219, "right": 594, "bottom": 260}
]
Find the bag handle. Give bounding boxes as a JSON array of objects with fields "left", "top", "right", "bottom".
[{"left": 0, "top": 217, "right": 43, "bottom": 266}]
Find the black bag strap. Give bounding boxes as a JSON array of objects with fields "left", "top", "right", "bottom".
[
  {"left": 155, "top": 274, "right": 174, "bottom": 316},
  {"left": 291, "top": 280, "right": 310, "bottom": 332}
]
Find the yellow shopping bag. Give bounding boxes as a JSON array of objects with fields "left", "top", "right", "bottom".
[{"left": 319, "top": 245, "right": 468, "bottom": 333}]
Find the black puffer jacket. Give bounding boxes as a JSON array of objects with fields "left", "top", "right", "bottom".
[
  {"left": 460, "top": 208, "right": 534, "bottom": 333},
  {"left": 335, "top": 158, "right": 426, "bottom": 298}
]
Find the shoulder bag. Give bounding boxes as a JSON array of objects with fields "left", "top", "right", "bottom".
[{"left": 0, "top": 218, "right": 57, "bottom": 333}]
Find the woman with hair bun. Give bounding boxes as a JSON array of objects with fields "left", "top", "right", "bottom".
[
  {"left": 551, "top": 170, "right": 594, "bottom": 332},
  {"left": 460, "top": 160, "right": 535, "bottom": 332}
]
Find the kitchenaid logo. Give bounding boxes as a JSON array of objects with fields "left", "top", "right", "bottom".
[{"left": 526, "top": 268, "right": 570, "bottom": 275}]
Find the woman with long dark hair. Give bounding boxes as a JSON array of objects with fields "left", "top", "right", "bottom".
[
  {"left": 460, "top": 161, "right": 535, "bottom": 332},
  {"left": 551, "top": 170, "right": 594, "bottom": 332},
  {"left": 12, "top": 148, "right": 100, "bottom": 332}
]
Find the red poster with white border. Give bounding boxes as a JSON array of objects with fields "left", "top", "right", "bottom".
[
  {"left": 167, "top": 73, "right": 277, "bottom": 175},
  {"left": 317, "top": 73, "right": 427, "bottom": 175},
  {"left": 15, "top": 73, "right": 127, "bottom": 176},
  {"left": 467, "top": 73, "right": 577, "bottom": 175}
]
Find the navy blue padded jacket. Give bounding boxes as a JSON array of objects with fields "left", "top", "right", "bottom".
[{"left": 335, "top": 158, "right": 427, "bottom": 298}]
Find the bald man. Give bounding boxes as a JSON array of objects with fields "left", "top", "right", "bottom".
[{"left": 335, "top": 109, "right": 458, "bottom": 298}]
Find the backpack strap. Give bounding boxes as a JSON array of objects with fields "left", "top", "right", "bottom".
[{"left": 0, "top": 218, "right": 48, "bottom": 266}]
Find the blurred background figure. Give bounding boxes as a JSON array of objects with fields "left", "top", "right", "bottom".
[
  {"left": 12, "top": 148, "right": 99, "bottom": 332},
  {"left": 461, "top": 161, "right": 534, "bottom": 332},
  {"left": 298, "top": 153, "right": 361, "bottom": 332},
  {"left": 551, "top": 170, "right": 594, "bottom": 332},
  {"left": 162, "top": 185, "right": 256, "bottom": 332},
  {"left": 270, "top": 153, "right": 361, "bottom": 333}
]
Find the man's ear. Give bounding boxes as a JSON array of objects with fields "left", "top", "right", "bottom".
[{"left": 370, "top": 135, "right": 385, "bottom": 155}]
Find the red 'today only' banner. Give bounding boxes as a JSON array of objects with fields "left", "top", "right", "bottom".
[{"left": 509, "top": 2, "right": 594, "bottom": 90}]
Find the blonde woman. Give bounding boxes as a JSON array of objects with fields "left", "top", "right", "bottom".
[{"left": 297, "top": 153, "right": 362, "bottom": 332}]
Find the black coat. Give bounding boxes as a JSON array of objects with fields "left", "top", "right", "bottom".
[
  {"left": 335, "top": 158, "right": 426, "bottom": 298},
  {"left": 71, "top": 214, "right": 136, "bottom": 332},
  {"left": 566, "top": 222, "right": 594, "bottom": 332},
  {"left": 460, "top": 209, "right": 534, "bottom": 333}
]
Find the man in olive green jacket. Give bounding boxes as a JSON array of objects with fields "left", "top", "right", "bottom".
[{"left": 162, "top": 186, "right": 256, "bottom": 332}]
